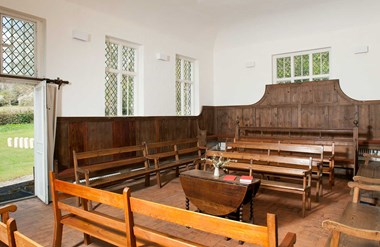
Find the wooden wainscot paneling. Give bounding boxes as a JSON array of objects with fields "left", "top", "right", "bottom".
[
  {"left": 55, "top": 80, "right": 380, "bottom": 175},
  {"left": 212, "top": 80, "right": 380, "bottom": 138}
]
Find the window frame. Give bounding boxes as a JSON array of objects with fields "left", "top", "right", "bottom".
[
  {"left": 272, "top": 47, "right": 331, "bottom": 84},
  {"left": 175, "top": 54, "right": 195, "bottom": 116},
  {"left": 105, "top": 36, "right": 140, "bottom": 116},
  {"left": 0, "top": 7, "right": 45, "bottom": 78}
]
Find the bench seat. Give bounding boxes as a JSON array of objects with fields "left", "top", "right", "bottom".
[{"left": 261, "top": 180, "right": 306, "bottom": 192}]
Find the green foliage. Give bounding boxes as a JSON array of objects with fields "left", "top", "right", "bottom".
[
  {"left": 0, "top": 111, "right": 34, "bottom": 125},
  {"left": 0, "top": 123, "right": 34, "bottom": 182}
]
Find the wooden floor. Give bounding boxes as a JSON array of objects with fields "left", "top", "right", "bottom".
[{"left": 6, "top": 171, "right": 353, "bottom": 247}]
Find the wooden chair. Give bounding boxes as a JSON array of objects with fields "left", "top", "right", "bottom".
[{"left": 322, "top": 176, "right": 380, "bottom": 246}]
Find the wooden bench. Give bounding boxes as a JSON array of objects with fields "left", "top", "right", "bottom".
[
  {"left": 145, "top": 138, "right": 202, "bottom": 188},
  {"left": 50, "top": 171, "right": 135, "bottom": 246},
  {"left": 356, "top": 153, "right": 380, "bottom": 205},
  {"left": 0, "top": 205, "right": 42, "bottom": 247},
  {"left": 73, "top": 144, "right": 153, "bottom": 189},
  {"left": 50, "top": 171, "right": 296, "bottom": 247},
  {"left": 322, "top": 176, "right": 380, "bottom": 246},
  {"left": 205, "top": 150, "right": 313, "bottom": 217},
  {"left": 235, "top": 125, "right": 359, "bottom": 177},
  {"left": 227, "top": 141, "right": 326, "bottom": 201}
]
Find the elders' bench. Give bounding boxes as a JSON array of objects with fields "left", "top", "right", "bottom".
[
  {"left": 73, "top": 144, "right": 152, "bottom": 189},
  {"left": 145, "top": 138, "right": 202, "bottom": 188},
  {"left": 50, "top": 171, "right": 297, "bottom": 247},
  {"left": 205, "top": 150, "right": 313, "bottom": 217},
  {"left": 322, "top": 176, "right": 380, "bottom": 246}
]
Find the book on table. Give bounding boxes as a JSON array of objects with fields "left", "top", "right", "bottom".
[
  {"left": 240, "top": 175, "right": 253, "bottom": 184},
  {"left": 223, "top": 175, "right": 237, "bottom": 181}
]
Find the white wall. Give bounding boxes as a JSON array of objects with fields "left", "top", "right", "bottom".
[
  {"left": 214, "top": 0, "right": 380, "bottom": 106},
  {"left": 1, "top": 0, "right": 216, "bottom": 116}
]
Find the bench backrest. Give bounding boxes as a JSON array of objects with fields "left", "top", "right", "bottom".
[
  {"left": 145, "top": 138, "right": 201, "bottom": 161},
  {"left": 72, "top": 144, "right": 147, "bottom": 181},
  {"left": 206, "top": 150, "right": 312, "bottom": 169},
  {"left": 50, "top": 172, "right": 135, "bottom": 246},
  {"left": 125, "top": 188, "right": 292, "bottom": 247},
  {"left": 228, "top": 141, "right": 325, "bottom": 158},
  {"left": 14, "top": 230, "right": 42, "bottom": 247}
]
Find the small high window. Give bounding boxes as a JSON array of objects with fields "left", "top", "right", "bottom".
[
  {"left": 105, "top": 37, "right": 139, "bottom": 116},
  {"left": 1, "top": 13, "right": 37, "bottom": 77},
  {"left": 273, "top": 48, "right": 330, "bottom": 83}
]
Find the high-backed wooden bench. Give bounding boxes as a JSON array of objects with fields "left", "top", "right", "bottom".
[
  {"left": 145, "top": 138, "right": 202, "bottom": 187},
  {"left": 73, "top": 144, "right": 152, "bottom": 189},
  {"left": 205, "top": 150, "right": 313, "bottom": 217},
  {"left": 322, "top": 176, "right": 380, "bottom": 246},
  {"left": 50, "top": 171, "right": 296, "bottom": 247},
  {"left": 0, "top": 205, "right": 42, "bottom": 247}
]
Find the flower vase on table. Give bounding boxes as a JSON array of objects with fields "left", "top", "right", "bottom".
[
  {"left": 201, "top": 155, "right": 231, "bottom": 177},
  {"left": 213, "top": 167, "right": 220, "bottom": 177}
]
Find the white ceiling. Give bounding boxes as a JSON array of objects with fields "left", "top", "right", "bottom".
[{"left": 68, "top": 0, "right": 336, "bottom": 29}]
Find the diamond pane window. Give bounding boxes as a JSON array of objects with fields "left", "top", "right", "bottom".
[
  {"left": 105, "top": 72, "right": 118, "bottom": 116},
  {"left": 176, "top": 56, "right": 194, "bottom": 116},
  {"left": 273, "top": 48, "right": 330, "bottom": 83},
  {"left": 105, "top": 41, "right": 118, "bottom": 69},
  {"left": 122, "top": 46, "right": 136, "bottom": 72},
  {"left": 122, "top": 75, "right": 134, "bottom": 115},
  {"left": 1, "top": 15, "right": 36, "bottom": 77},
  {"left": 105, "top": 37, "right": 139, "bottom": 116},
  {"left": 175, "top": 81, "right": 181, "bottom": 115}
]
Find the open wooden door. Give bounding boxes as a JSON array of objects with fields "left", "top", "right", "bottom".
[{"left": 34, "top": 81, "right": 49, "bottom": 204}]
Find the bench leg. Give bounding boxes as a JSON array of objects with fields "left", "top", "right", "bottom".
[
  {"left": 302, "top": 193, "right": 306, "bottom": 218},
  {"left": 53, "top": 223, "right": 63, "bottom": 247},
  {"left": 316, "top": 179, "right": 320, "bottom": 202},
  {"left": 320, "top": 176, "right": 324, "bottom": 198},
  {"left": 144, "top": 174, "right": 150, "bottom": 187},
  {"left": 155, "top": 171, "right": 162, "bottom": 188}
]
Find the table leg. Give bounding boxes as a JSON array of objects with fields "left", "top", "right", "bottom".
[
  {"left": 238, "top": 204, "right": 244, "bottom": 245},
  {"left": 250, "top": 197, "right": 254, "bottom": 224}
]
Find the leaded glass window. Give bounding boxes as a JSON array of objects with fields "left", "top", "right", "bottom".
[
  {"left": 273, "top": 48, "right": 330, "bottom": 84},
  {"left": 176, "top": 56, "right": 194, "bottom": 116},
  {"left": 1, "top": 14, "right": 37, "bottom": 77},
  {"left": 105, "top": 37, "right": 138, "bottom": 116}
]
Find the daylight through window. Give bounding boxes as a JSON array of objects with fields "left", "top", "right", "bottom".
[
  {"left": 105, "top": 37, "right": 138, "bottom": 116},
  {"left": 273, "top": 48, "right": 330, "bottom": 84},
  {"left": 175, "top": 56, "right": 194, "bottom": 116}
]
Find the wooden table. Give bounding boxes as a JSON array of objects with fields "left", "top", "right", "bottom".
[{"left": 179, "top": 170, "right": 260, "bottom": 223}]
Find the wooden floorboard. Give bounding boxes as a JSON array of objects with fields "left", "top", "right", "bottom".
[{"left": 6, "top": 172, "right": 352, "bottom": 247}]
